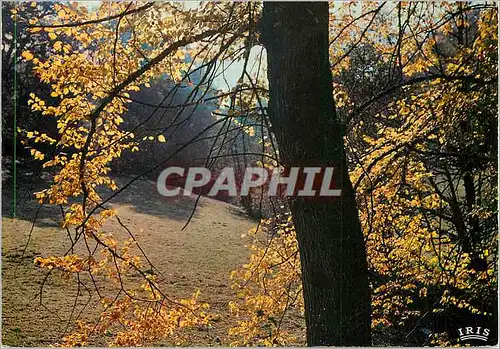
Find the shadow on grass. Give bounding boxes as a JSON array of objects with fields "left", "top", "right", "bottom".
[{"left": 1, "top": 174, "right": 210, "bottom": 228}]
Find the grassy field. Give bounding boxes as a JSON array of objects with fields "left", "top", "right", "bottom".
[{"left": 2, "top": 177, "right": 260, "bottom": 346}]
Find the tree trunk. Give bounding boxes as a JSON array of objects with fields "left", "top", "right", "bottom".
[{"left": 260, "top": 2, "right": 372, "bottom": 346}]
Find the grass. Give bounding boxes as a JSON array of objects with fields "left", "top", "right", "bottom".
[{"left": 2, "top": 176, "right": 258, "bottom": 346}]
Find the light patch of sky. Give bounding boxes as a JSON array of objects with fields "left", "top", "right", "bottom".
[
  {"left": 80, "top": 1, "right": 100, "bottom": 10},
  {"left": 212, "top": 46, "right": 267, "bottom": 91}
]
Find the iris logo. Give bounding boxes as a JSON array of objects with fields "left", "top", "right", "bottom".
[{"left": 457, "top": 326, "right": 490, "bottom": 342}]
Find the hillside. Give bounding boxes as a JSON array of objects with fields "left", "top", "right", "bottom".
[{"left": 2, "top": 176, "right": 258, "bottom": 346}]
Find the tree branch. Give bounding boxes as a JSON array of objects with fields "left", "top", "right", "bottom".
[{"left": 30, "top": 2, "right": 154, "bottom": 28}]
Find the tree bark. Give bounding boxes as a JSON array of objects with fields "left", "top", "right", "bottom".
[{"left": 260, "top": 2, "right": 372, "bottom": 346}]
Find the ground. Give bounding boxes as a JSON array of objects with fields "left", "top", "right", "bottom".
[{"left": 2, "top": 176, "right": 263, "bottom": 346}]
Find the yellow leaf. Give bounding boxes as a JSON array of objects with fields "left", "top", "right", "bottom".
[
  {"left": 21, "top": 50, "right": 34, "bottom": 61},
  {"left": 34, "top": 151, "right": 45, "bottom": 160},
  {"left": 48, "top": 32, "right": 57, "bottom": 40},
  {"left": 53, "top": 41, "right": 62, "bottom": 51},
  {"left": 30, "top": 2, "right": 37, "bottom": 7},
  {"left": 158, "top": 135, "right": 166, "bottom": 143}
]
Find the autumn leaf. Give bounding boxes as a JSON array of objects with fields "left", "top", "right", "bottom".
[
  {"left": 21, "top": 50, "right": 34, "bottom": 61},
  {"left": 53, "top": 41, "right": 63, "bottom": 51}
]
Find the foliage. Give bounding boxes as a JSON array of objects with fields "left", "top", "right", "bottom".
[
  {"left": 229, "top": 215, "right": 303, "bottom": 346},
  {"left": 2, "top": 2, "right": 58, "bottom": 165},
  {"left": 17, "top": 2, "right": 253, "bottom": 345},
  {"left": 229, "top": 3, "right": 498, "bottom": 346},
  {"left": 15, "top": 1, "right": 498, "bottom": 346}
]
